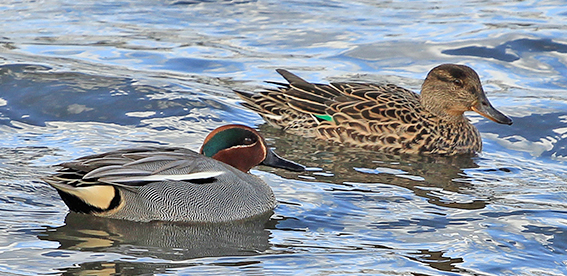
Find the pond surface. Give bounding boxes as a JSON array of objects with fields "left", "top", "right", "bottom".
[{"left": 1, "top": 0, "right": 566, "bottom": 275}]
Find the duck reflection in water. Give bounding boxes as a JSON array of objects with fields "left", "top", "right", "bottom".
[{"left": 39, "top": 211, "right": 273, "bottom": 261}]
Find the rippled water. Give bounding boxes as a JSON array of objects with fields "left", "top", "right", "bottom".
[{"left": 1, "top": 0, "right": 566, "bottom": 275}]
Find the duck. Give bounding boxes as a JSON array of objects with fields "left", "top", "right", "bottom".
[
  {"left": 42, "top": 124, "right": 305, "bottom": 223},
  {"left": 235, "top": 64, "right": 513, "bottom": 156}
]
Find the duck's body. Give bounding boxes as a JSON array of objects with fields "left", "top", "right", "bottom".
[
  {"left": 236, "top": 64, "right": 512, "bottom": 156},
  {"left": 43, "top": 125, "right": 304, "bottom": 223}
]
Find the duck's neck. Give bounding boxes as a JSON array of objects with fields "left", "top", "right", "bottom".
[
  {"left": 420, "top": 96, "right": 468, "bottom": 124},
  {"left": 428, "top": 107, "right": 468, "bottom": 124}
]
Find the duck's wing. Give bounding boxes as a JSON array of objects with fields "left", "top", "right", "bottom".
[
  {"left": 235, "top": 70, "right": 346, "bottom": 133},
  {"left": 324, "top": 81, "right": 423, "bottom": 124},
  {"left": 46, "top": 147, "right": 225, "bottom": 189}
]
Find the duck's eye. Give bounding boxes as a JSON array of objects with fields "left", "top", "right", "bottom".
[
  {"left": 243, "top": 137, "right": 255, "bottom": 145},
  {"left": 453, "top": 79, "right": 463, "bottom": 87}
]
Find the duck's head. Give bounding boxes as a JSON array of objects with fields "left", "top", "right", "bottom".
[
  {"left": 420, "top": 64, "right": 513, "bottom": 125},
  {"left": 200, "top": 124, "right": 305, "bottom": 173}
]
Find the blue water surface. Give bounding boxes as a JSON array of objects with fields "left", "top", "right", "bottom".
[{"left": 0, "top": 0, "right": 566, "bottom": 275}]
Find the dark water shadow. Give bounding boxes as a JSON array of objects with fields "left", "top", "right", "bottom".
[
  {"left": 477, "top": 108, "right": 567, "bottom": 160},
  {"left": 256, "top": 124, "right": 500, "bottom": 210},
  {"left": 45, "top": 258, "right": 265, "bottom": 276},
  {"left": 49, "top": 260, "right": 193, "bottom": 276},
  {"left": 442, "top": 38, "right": 567, "bottom": 62},
  {"left": 0, "top": 64, "right": 225, "bottom": 128},
  {"left": 38, "top": 212, "right": 273, "bottom": 261},
  {"left": 406, "top": 249, "right": 464, "bottom": 274}
]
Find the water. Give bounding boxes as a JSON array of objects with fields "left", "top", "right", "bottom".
[{"left": 1, "top": 0, "right": 566, "bottom": 275}]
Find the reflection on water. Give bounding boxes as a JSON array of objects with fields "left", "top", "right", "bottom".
[
  {"left": 39, "top": 212, "right": 273, "bottom": 275},
  {"left": 40, "top": 212, "right": 272, "bottom": 261}
]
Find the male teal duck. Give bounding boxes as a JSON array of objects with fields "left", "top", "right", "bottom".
[
  {"left": 43, "top": 124, "right": 304, "bottom": 223},
  {"left": 235, "top": 64, "right": 513, "bottom": 156}
]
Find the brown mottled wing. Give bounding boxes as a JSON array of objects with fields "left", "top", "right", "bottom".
[
  {"left": 273, "top": 69, "right": 345, "bottom": 115},
  {"left": 234, "top": 89, "right": 316, "bottom": 132},
  {"left": 234, "top": 69, "right": 348, "bottom": 135}
]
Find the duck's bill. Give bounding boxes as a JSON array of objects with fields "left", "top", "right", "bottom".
[
  {"left": 262, "top": 148, "right": 305, "bottom": 172},
  {"left": 472, "top": 98, "right": 513, "bottom": 125}
]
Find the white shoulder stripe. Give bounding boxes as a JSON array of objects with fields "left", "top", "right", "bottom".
[{"left": 100, "top": 171, "right": 225, "bottom": 183}]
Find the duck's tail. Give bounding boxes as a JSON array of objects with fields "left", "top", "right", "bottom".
[
  {"left": 43, "top": 175, "right": 120, "bottom": 214},
  {"left": 234, "top": 69, "right": 344, "bottom": 133}
]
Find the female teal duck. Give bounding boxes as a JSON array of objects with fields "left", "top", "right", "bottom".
[
  {"left": 236, "top": 64, "right": 513, "bottom": 156},
  {"left": 43, "top": 124, "right": 304, "bottom": 223}
]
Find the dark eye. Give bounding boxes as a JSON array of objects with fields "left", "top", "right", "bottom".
[
  {"left": 243, "top": 137, "right": 255, "bottom": 145},
  {"left": 453, "top": 79, "right": 463, "bottom": 87}
]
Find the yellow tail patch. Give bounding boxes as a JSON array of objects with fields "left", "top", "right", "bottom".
[{"left": 46, "top": 180, "right": 116, "bottom": 210}]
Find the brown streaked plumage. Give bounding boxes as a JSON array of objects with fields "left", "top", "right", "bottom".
[{"left": 235, "top": 64, "right": 512, "bottom": 156}]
